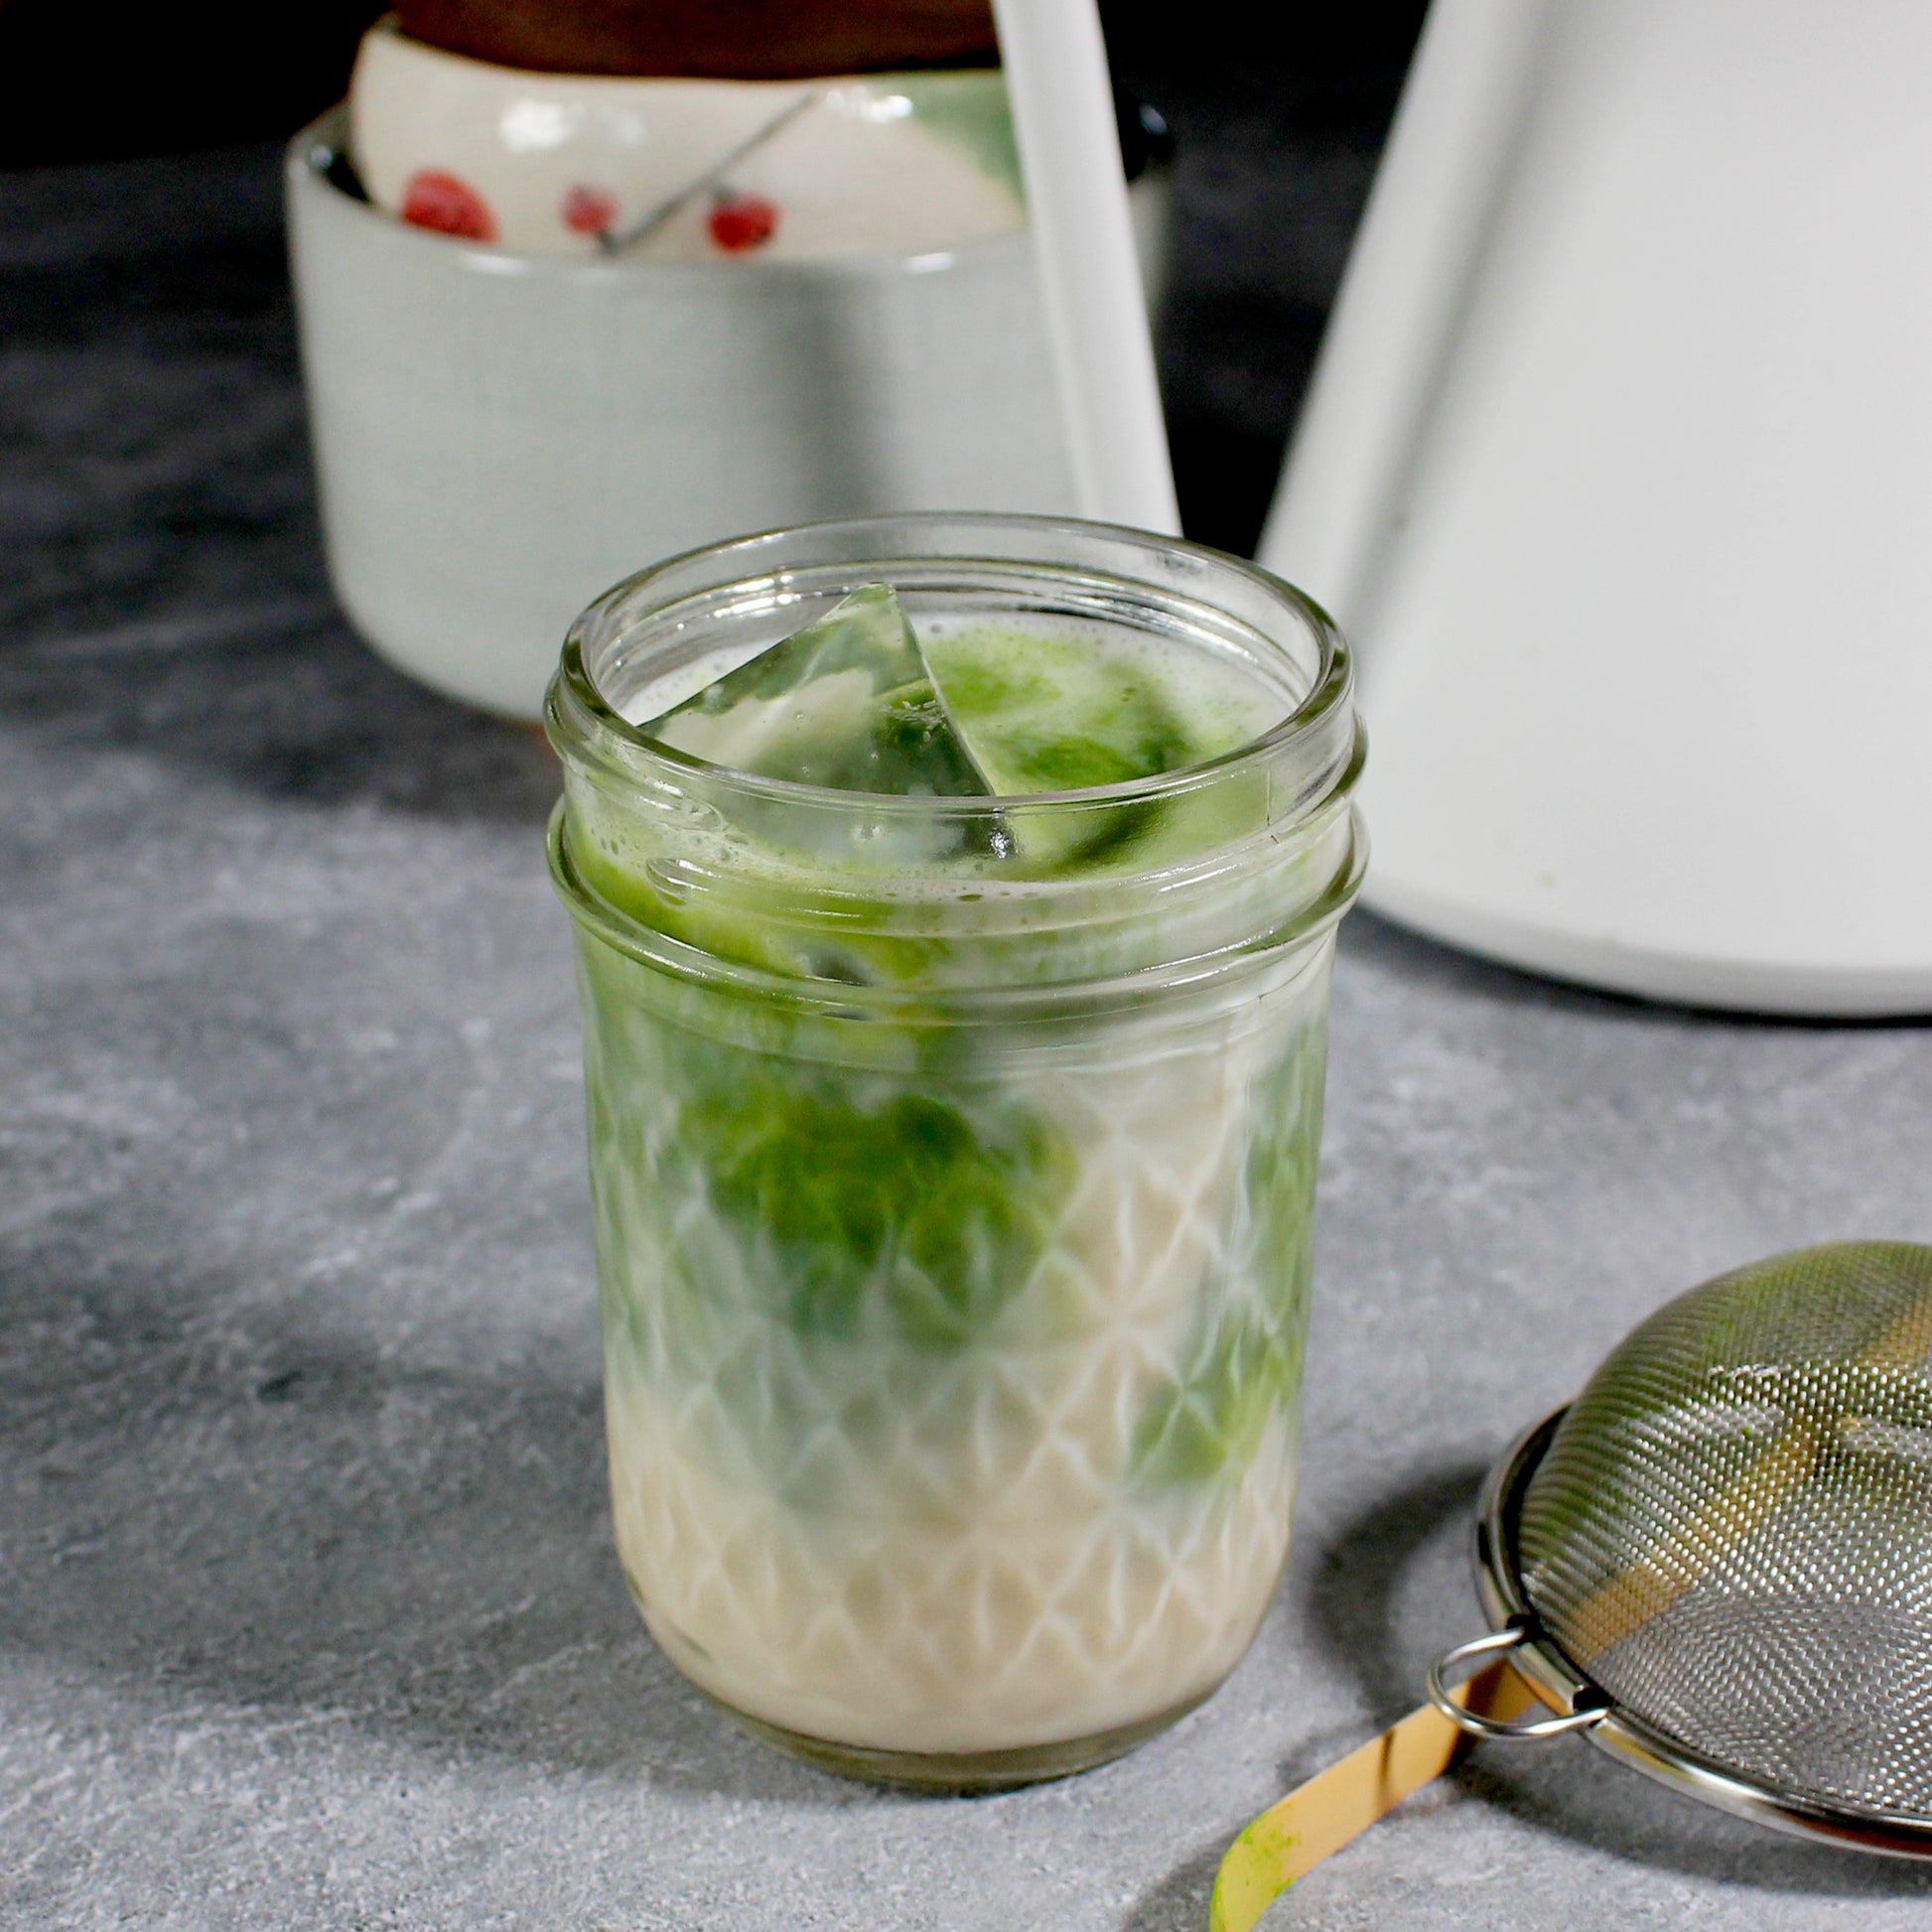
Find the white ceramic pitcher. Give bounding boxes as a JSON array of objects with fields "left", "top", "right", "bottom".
[{"left": 1261, "top": 0, "right": 1932, "bottom": 1015}]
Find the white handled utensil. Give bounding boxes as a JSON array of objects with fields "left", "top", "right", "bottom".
[{"left": 990, "top": 0, "right": 1179, "bottom": 532}]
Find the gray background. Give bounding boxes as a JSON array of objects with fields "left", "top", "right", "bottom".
[{"left": 5, "top": 144, "right": 1932, "bottom": 1930}]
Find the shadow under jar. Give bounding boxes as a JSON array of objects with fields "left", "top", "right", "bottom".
[{"left": 546, "top": 513, "right": 1366, "bottom": 1787}]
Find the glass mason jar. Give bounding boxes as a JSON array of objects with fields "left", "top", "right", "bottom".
[{"left": 546, "top": 514, "right": 1365, "bottom": 1787}]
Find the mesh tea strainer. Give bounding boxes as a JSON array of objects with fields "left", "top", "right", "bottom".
[{"left": 1211, "top": 1241, "right": 1932, "bottom": 1932}]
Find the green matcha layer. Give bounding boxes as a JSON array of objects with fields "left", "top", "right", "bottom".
[{"left": 573, "top": 585, "right": 1309, "bottom": 986}]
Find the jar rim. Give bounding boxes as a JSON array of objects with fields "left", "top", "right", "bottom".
[
  {"left": 548, "top": 797, "right": 1366, "bottom": 1021},
  {"left": 544, "top": 510, "right": 1356, "bottom": 819}
]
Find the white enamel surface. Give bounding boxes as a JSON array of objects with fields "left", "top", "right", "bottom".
[
  {"left": 349, "top": 22, "right": 1023, "bottom": 260},
  {"left": 1262, "top": 0, "right": 1932, "bottom": 1014},
  {"left": 286, "top": 113, "right": 1075, "bottom": 720}
]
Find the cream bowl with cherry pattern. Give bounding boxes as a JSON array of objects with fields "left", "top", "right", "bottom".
[
  {"left": 348, "top": 17, "right": 1027, "bottom": 261},
  {"left": 286, "top": 109, "right": 1081, "bottom": 718}
]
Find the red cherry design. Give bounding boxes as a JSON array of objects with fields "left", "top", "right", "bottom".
[
  {"left": 562, "top": 184, "right": 619, "bottom": 235},
  {"left": 400, "top": 170, "right": 496, "bottom": 242},
  {"left": 708, "top": 193, "right": 778, "bottom": 253}
]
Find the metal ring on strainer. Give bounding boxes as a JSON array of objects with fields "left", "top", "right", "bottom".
[
  {"left": 1426, "top": 1239, "right": 1932, "bottom": 1862},
  {"left": 1210, "top": 1242, "right": 1932, "bottom": 1932},
  {"left": 1436, "top": 1404, "right": 1932, "bottom": 1858}
]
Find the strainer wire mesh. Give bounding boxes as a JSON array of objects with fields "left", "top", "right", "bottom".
[{"left": 1513, "top": 1242, "right": 1932, "bottom": 1823}]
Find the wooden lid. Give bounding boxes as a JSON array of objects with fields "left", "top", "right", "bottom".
[{"left": 391, "top": 0, "right": 1000, "bottom": 79}]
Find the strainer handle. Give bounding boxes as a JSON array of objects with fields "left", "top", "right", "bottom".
[{"left": 1428, "top": 1623, "right": 1608, "bottom": 1740}]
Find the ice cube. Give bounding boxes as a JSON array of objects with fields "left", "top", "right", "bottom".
[
  {"left": 920, "top": 624, "right": 1200, "bottom": 794},
  {"left": 921, "top": 623, "right": 1216, "bottom": 871},
  {"left": 642, "top": 585, "right": 992, "bottom": 798}
]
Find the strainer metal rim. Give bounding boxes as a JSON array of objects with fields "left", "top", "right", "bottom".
[{"left": 1472, "top": 1407, "right": 1932, "bottom": 1862}]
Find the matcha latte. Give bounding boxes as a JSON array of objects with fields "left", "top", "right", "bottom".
[{"left": 546, "top": 516, "right": 1364, "bottom": 1785}]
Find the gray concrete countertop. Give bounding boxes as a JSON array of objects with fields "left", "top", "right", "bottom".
[{"left": 6, "top": 146, "right": 1931, "bottom": 1932}]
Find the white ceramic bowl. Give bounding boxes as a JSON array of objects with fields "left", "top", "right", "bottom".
[
  {"left": 287, "top": 109, "right": 1076, "bottom": 719},
  {"left": 348, "top": 19, "right": 1027, "bottom": 261}
]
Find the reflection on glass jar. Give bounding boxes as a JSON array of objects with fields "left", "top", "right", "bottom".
[{"left": 546, "top": 514, "right": 1365, "bottom": 1786}]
